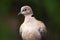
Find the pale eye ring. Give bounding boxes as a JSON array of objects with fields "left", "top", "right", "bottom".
[{"left": 22, "top": 9, "right": 27, "bottom": 12}]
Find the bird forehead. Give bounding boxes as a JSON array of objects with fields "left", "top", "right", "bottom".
[{"left": 21, "top": 6, "right": 31, "bottom": 10}]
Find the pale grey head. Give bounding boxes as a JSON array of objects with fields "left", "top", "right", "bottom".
[{"left": 18, "top": 6, "right": 33, "bottom": 16}]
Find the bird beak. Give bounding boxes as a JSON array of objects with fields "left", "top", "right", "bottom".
[{"left": 18, "top": 12, "right": 21, "bottom": 15}]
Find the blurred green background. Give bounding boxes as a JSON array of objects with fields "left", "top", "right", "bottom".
[{"left": 0, "top": 0, "right": 60, "bottom": 40}]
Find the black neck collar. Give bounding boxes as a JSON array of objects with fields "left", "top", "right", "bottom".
[{"left": 32, "top": 15, "right": 34, "bottom": 17}]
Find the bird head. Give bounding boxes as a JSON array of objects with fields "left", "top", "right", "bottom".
[{"left": 18, "top": 5, "right": 33, "bottom": 16}]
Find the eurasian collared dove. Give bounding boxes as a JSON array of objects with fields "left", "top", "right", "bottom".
[{"left": 18, "top": 5, "right": 47, "bottom": 40}]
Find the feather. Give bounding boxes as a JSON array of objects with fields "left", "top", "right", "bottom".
[{"left": 18, "top": 5, "right": 47, "bottom": 40}]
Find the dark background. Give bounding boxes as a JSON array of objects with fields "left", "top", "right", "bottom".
[{"left": 0, "top": 0, "right": 60, "bottom": 40}]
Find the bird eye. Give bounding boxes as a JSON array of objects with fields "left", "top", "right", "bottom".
[{"left": 22, "top": 9, "right": 27, "bottom": 12}]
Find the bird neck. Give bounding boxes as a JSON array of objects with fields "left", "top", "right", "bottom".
[{"left": 24, "top": 14, "right": 34, "bottom": 23}]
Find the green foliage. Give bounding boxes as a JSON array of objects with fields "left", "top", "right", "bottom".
[{"left": 0, "top": 0, "right": 60, "bottom": 40}]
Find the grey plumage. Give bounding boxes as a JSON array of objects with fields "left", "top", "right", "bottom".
[{"left": 18, "top": 5, "right": 47, "bottom": 40}]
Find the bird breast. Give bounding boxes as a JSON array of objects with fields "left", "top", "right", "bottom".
[{"left": 21, "top": 21, "right": 41, "bottom": 40}]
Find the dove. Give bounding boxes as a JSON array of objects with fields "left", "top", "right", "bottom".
[{"left": 18, "top": 5, "right": 47, "bottom": 40}]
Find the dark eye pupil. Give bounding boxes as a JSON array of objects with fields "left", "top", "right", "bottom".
[{"left": 23, "top": 9, "right": 26, "bottom": 11}]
